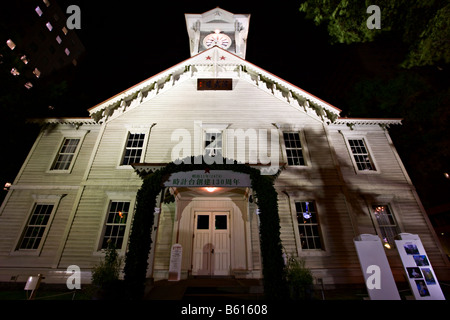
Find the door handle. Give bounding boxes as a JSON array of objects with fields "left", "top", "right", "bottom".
[{"left": 211, "top": 248, "right": 214, "bottom": 254}]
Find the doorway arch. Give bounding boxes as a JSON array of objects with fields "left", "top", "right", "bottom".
[{"left": 123, "top": 156, "right": 287, "bottom": 299}]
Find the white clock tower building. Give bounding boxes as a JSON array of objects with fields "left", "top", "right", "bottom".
[
  {"left": 0, "top": 7, "right": 447, "bottom": 299},
  {"left": 185, "top": 7, "right": 250, "bottom": 58}
]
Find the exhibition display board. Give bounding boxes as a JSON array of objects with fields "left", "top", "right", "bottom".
[{"left": 395, "top": 233, "right": 445, "bottom": 300}]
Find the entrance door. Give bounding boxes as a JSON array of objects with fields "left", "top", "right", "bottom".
[{"left": 192, "top": 212, "right": 230, "bottom": 276}]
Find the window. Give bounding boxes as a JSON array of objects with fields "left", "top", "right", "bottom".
[
  {"left": 295, "top": 201, "right": 323, "bottom": 250},
  {"left": 33, "top": 68, "right": 41, "bottom": 78},
  {"left": 373, "top": 205, "right": 400, "bottom": 248},
  {"left": 11, "top": 68, "right": 20, "bottom": 76},
  {"left": 62, "top": 26, "right": 68, "bottom": 35},
  {"left": 101, "top": 201, "right": 130, "bottom": 249},
  {"left": 6, "top": 39, "right": 16, "bottom": 50},
  {"left": 284, "top": 132, "right": 305, "bottom": 166},
  {"left": 121, "top": 133, "right": 145, "bottom": 165},
  {"left": 43, "top": 0, "right": 51, "bottom": 7},
  {"left": 56, "top": 35, "right": 62, "bottom": 44},
  {"left": 24, "top": 82, "right": 33, "bottom": 89},
  {"left": 35, "top": 6, "right": 43, "bottom": 16},
  {"left": 197, "top": 215, "right": 209, "bottom": 230},
  {"left": 64, "top": 48, "right": 70, "bottom": 56},
  {"left": 18, "top": 204, "right": 54, "bottom": 250},
  {"left": 348, "top": 139, "right": 375, "bottom": 171},
  {"left": 204, "top": 130, "right": 222, "bottom": 158},
  {"left": 215, "top": 215, "right": 228, "bottom": 230},
  {"left": 51, "top": 138, "right": 80, "bottom": 170},
  {"left": 46, "top": 22, "right": 53, "bottom": 31},
  {"left": 21, "top": 55, "right": 29, "bottom": 64}
]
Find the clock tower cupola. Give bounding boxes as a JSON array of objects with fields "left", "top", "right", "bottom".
[{"left": 185, "top": 8, "right": 250, "bottom": 59}]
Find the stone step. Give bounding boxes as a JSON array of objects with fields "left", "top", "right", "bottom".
[{"left": 145, "top": 278, "right": 264, "bottom": 300}]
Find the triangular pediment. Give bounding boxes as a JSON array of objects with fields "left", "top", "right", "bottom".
[
  {"left": 88, "top": 47, "right": 341, "bottom": 124},
  {"left": 200, "top": 7, "right": 236, "bottom": 24}
]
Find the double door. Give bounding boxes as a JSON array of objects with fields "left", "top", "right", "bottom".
[{"left": 192, "top": 211, "right": 230, "bottom": 276}]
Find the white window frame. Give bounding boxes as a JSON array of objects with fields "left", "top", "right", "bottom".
[
  {"left": 204, "top": 128, "right": 223, "bottom": 158},
  {"left": 294, "top": 200, "right": 324, "bottom": 251},
  {"left": 287, "top": 193, "right": 328, "bottom": 257},
  {"left": 195, "top": 122, "right": 229, "bottom": 159},
  {"left": 280, "top": 129, "right": 310, "bottom": 167},
  {"left": 95, "top": 192, "right": 136, "bottom": 253},
  {"left": 99, "top": 201, "right": 131, "bottom": 250},
  {"left": 13, "top": 194, "right": 63, "bottom": 255},
  {"left": 47, "top": 129, "right": 88, "bottom": 174},
  {"left": 342, "top": 131, "right": 380, "bottom": 174},
  {"left": 117, "top": 126, "right": 151, "bottom": 169},
  {"left": 371, "top": 203, "right": 401, "bottom": 249}
]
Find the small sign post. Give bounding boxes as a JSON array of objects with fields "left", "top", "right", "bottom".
[
  {"left": 168, "top": 244, "right": 183, "bottom": 281},
  {"left": 24, "top": 274, "right": 44, "bottom": 300}
]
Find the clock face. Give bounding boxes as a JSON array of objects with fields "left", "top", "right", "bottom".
[{"left": 203, "top": 33, "right": 232, "bottom": 49}]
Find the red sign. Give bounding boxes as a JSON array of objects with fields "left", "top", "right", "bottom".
[{"left": 197, "top": 78, "right": 232, "bottom": 90}]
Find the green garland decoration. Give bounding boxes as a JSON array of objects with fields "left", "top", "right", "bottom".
[{"left": 123, "top": 156, "right": 288, "bottom": 300}]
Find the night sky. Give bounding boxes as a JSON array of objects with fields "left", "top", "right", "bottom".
[
  {"left": 56, "top": 0, "right": 352, "bottom": 114},
  {"left": 2, "top": 0, "right": 449, "bottom": 210}
]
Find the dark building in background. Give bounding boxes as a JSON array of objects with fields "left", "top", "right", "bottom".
[
  {"left": 1, "top": 0, "right": 85, "bottom": 89},
  {"left": 0, "top": 0, "right": 86, "bottom": 204}
]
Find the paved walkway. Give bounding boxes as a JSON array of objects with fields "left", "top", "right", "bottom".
[{"left": 144, "top": 277, "right": 264, "bottom": 300}]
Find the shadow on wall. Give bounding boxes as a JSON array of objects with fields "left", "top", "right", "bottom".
[{"left": 277, "top": 127, "right": 415, "bottom": 285}]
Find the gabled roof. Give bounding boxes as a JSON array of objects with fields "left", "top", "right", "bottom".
[{"left": 87, "top": 46, "right": 345, "bottom": 124}]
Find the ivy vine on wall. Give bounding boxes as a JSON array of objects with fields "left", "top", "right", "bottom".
[{"left": 123, "top": 156, "right": 288, "bottom": 300}]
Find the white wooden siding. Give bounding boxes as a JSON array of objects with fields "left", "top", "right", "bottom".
[{"left": 0, "top": 73, "right": 447, "bottom": 284}]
